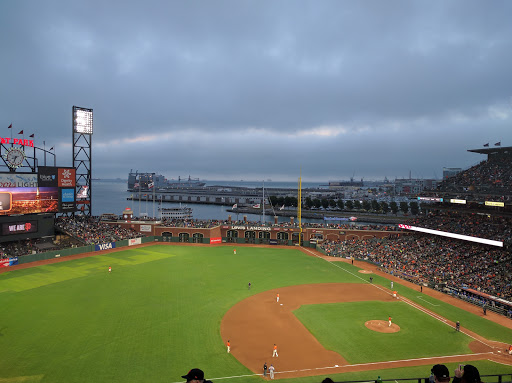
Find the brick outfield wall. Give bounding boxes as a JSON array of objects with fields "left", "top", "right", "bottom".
[{"left": 114, "top": 220, "right": 404, "bottom": 242}]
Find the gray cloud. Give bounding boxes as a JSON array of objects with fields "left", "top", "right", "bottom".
[{"left": 1, "top": 0, "right": 511, "bottom": 181}]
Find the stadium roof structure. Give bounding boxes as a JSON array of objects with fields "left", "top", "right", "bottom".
[{"left": 468, "top": 146, "right": 512, "bottom": 155}]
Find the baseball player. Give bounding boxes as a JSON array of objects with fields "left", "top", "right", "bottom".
[
  {"left": 248, "top": 282, "right": 251, "bottom": 290},
  {"left": 276, "top": 293, "right": 279, "bottom": 303},
  {"left": 234, "top": 248, "right": 236, "bottom": 255},
  {"left": 269, "top": 364, "right": 275, "bottom": 379},
  {"left": 393, "top": 290, "right": 397, "bottom": 299},
  {"left": 391, "top": 281, "right": 393, "bottom": 289},
  {"left": 226, "top": 340, "right": 230, "bottom": 353},
  {"left": 272, "top": 344, "right": 278, "bottom": 357},
  {"left": 109, "top": 266, "right": 112, "bottom": 273},
  {"left": 388, "top": 316, "right": 392, "bottom": 327}
]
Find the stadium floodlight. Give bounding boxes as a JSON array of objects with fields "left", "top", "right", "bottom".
[{"left": 73, "top": 106, "right": 93, "bottom": 134}]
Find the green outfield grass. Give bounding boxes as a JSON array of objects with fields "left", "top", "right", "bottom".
[{"left": 0, "top": 245, "right": 511, "bottom": 383}]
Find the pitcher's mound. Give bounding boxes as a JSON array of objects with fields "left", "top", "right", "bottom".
[{"left": 365, "top": 320, "right": 400, "bottom": 333}]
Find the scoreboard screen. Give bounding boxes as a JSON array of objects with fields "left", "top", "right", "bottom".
[
  {"left": 0, "top": 167, "right": 76, "bottom": 216},
  {"left": 0, "top": 173, "right": 59, "bottom": 215}
]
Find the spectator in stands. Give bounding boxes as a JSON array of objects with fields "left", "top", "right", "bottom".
[
  {"left": 181, "top": 368, "right": 206, "bottom": 383},
  {"left": 431, "top": 364, "right": 450, "bottom": 383},
  {"left": 452, "top": 364, "right": 482, "bottom": 383}
]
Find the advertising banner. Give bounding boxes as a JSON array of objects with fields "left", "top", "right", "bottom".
[
  {"left": 2, "top": 221, "right": 38, "bottom": 235},
  {"left": 210, "top": 237, "right": 222, "bottom": 244},
  {"left": 398, "top": 224, "right": 503, "bottom": 247},
  {"left": 60, "top": 188, "right": 76, "bottom": 212},
  {"left": 95, "top": 242, "right": 116, "bottom": 251},
  {"left": 0, "top": 257, "right": 18, "bottom": 268},
  {"left": 129, "top": 238, "right": 142, "bottom": 246},
  {"left": 485, "top": 201, "right": 505, "bottom": 207},
  {"left": 140, "top": 225, "right": 152, "bottom": 232},
  {"left": 0, "top": 173, "right": 38, "bottom": 188},
  {"left": 58, "top": 168, "right": 76, "bottom": 188},
  {"left": 269, "top": 239, "right": 278, "bottom": 245},
  {"left": 38, "top": 167, "right": 58, "bottom": 187}
]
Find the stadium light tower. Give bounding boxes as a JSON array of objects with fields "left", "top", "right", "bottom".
[{"left": 72, "top": 106, "right": 93, "bottom": 217}]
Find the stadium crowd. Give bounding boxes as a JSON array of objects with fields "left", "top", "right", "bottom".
[
  {"left": 318, "top": 234, "right": 512, "bottom": 301},
  {"left": 406, "top": 211, "right": 512, "bottom": 242},
  {"left": 438, "top": 152, "right": 512, "bottom": 192},
  {"left": 55, "top": 216, "right": 142, "bottom": 245}
]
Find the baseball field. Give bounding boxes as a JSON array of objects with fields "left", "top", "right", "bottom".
[{"left": 0, "top": 244, "right": 511, "bottom": 383}]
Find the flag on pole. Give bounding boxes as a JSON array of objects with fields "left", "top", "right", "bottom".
[
  {"left": 7, "top": 124, "right": 12, "bottom": 129},
  {"left": 252, "top": 204, "right": 260, "bottom": 209},
  {"left": 18, "top": 130, "right": 23, "bottom": 134},
  {"left": 279, "top": 204, "right": 285, "bottom": 210},
  {"left": 50, "top": 147, "right": 54, "bottom": 150},
  {"left": 495, "top": 141, "right": 501, "bottom": 146},
  {"left": 232, "top": 203, "right": 237, "bottom": 209},
  {"left": 29, "top": 134, "right": 34, "bottom": 138},
  {"left": 148, "top": 182, "right": 155, "bottom": 189},
  {"left": 483, "top": 143, "right": 489, "bottom": 147}
]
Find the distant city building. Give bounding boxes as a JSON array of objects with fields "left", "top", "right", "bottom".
[
  {"left": 443, "top": 167, "right": 462, "bottom": 179},
  {"left": 394, "top": 178, "right": 438, "bottom": 195}
]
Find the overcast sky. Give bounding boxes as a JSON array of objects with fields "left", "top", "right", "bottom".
[{"left": 1, "top": 1, "right": 511, "bottom": 182}]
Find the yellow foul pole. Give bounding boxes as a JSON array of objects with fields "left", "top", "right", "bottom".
[{"left": 298, "top": 171, "right": 302, "bottom": 246}]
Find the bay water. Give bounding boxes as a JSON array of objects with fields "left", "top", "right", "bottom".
[{"left": 91, "top": 179, "right": 328, "bottom": 224}]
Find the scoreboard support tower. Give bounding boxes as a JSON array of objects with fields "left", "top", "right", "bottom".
[{"left": 72, "top": 106, "right": 93, "bottom": 217}]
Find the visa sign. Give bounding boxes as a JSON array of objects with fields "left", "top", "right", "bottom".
[{"left": 95, "top": 242, "right": 116, "bottom": 251}]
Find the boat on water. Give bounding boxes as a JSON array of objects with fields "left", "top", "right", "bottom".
[
  {"left": 159, "top": 206, "right": 193, "bottom": 220},
  {"left": 128, "top": 170, "right": 205, "bottom": 191},
  {"left": 322, "top": 178, "right": 364, "bottom": 188}
]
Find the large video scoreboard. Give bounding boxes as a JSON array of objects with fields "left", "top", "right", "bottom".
[{"left": 0, "top": 167, "right": 76, "bottom": 216}]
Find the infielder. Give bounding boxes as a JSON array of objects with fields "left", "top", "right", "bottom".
[
  {"left": 393, "top": 290, "right": 397, "bottom": 299},
  {"left": 227, "top": 340, "right": 230, "bottom": 353},
  {"left": 276, "top": 293, "right": 279, "bottom": 303},
  {"left": 272, "top": 344, "right": 278, "bottom": 357}
]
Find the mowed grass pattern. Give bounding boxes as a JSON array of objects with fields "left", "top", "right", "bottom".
[{"left": 0, "top": 245, "right": 511, "bottom": 383}]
